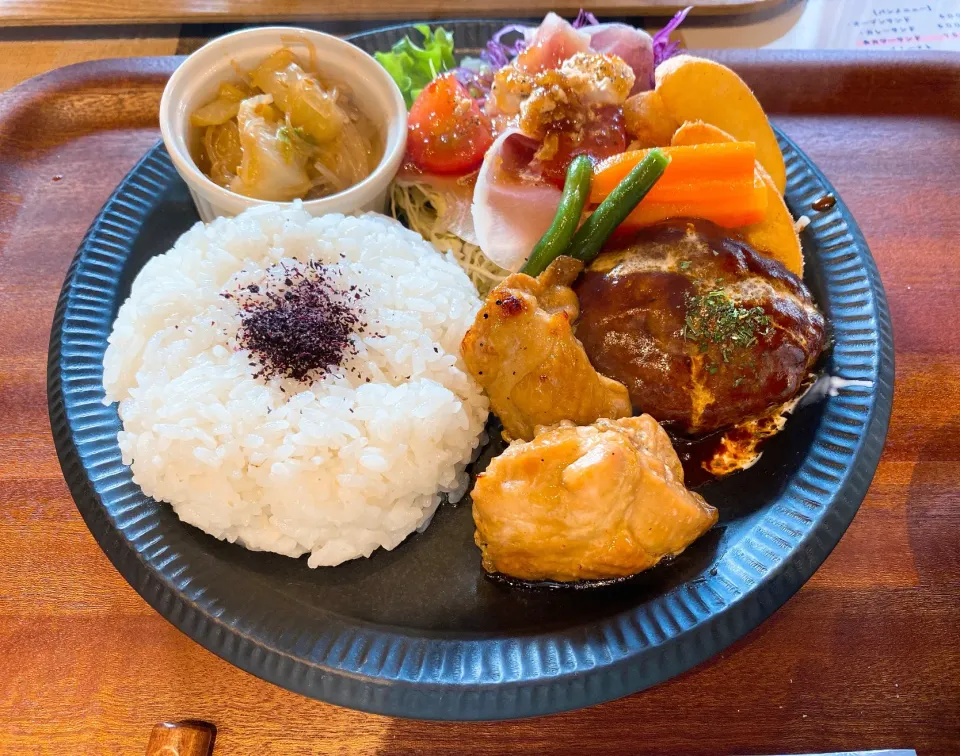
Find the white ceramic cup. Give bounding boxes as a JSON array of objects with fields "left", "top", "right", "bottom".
[{"left": 159, "top": 27, "right": 407, "bottom": 222}]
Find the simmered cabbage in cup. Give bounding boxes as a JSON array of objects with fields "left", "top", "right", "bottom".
[{"left": 191, "top": 48, "right": 383, "bottom": 201}]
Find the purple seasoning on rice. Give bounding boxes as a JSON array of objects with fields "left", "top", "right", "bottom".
[{"left": 227, "top": 261, "right": 369, "bottom": 383}]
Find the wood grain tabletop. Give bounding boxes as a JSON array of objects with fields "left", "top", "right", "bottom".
[
  {"left": 0, "top": 0, "right": 786, "bottom": 27},
  {"left": 0, "top": 51, "right": 958, "bottom": 755},
  {"left": 0, "top": 26, "right": 181, "bottom": 92}
]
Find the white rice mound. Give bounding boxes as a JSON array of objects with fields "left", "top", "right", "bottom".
[{"left": 102, "top": 204, "right": 489, "bottom": 567}]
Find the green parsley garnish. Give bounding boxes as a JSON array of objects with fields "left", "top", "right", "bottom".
[
  {"left": 679, "top": 260, "right": 692, "bottom": 270},
  {"left": 681, "top": 289, "right": 773, "bottom": 362},
  {"left": 276, "top": 126, "right": 294, "bottom": 163}
]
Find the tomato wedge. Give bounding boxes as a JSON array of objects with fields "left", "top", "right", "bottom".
[
  {"left": 406, "top": 74, "right": 494, "bottom": 175},
  {"left": 535, "top": 106, "right": 628, "bottom": 188}
]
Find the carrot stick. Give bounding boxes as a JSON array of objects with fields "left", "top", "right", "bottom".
[
  {"left": 590, "top": 142, "right": 757, "bottom": 204},
  {"left": 635, "top": 175, "right": 755, "bottom": 204},
  {"left": 618, "top": 171, "right": 768, "bottom": 230},
  {"left": 590, "top": 142, "right": 767, "bottom": 229}
]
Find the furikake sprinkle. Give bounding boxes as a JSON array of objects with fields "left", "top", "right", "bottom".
[
  {"left": 222, "top": 261, "right": 367, "bottom": 382},
  {"left": 681, "top": 289, "right": 773, "bottom": 357}
]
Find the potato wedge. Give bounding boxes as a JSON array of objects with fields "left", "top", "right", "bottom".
[
  {"left": 742, "top": 164, "right": 803, "bottom": 276},
  {"left": 670, "top": 120, "right": 737, "bottom": 147},
  {"left": 671, "top": 120, "right": 803, "bottom": 276},
  {"left": 623, "top": 90, "right": 679, "bottom": 148},
  {"left": 655, "top": 55, "right": 786, "bottom": 195}
]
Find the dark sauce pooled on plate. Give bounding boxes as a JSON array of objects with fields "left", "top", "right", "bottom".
[
  {"left": 671, "top": 430, "right": 727, "bottom": 488},
  {"left": 670, "top": 408, "right": 790, "bottom": 488},
  {"left": 812, "top": 194, "right": 837, "bottom": 211}
]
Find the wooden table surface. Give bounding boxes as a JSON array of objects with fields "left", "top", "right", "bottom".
[
  {"left": 1, "top": 51, "right": 959, "bottom": 755},
  {"left": 0, "top": 27, "right": 180, "bottom": 92},
  {"left": 0, "top": 0, "right": 785, "bottom": 27}
]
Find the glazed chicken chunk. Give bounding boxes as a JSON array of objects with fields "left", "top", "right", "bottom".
[
  {"left": 461, "top": 256, "right": 632, "bottom": 441},
  {"left": 472, "top": 415, "right": 718, "bottom": 582}
]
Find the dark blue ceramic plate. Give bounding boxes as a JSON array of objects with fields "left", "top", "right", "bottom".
[{"left": 48, "top": 22, "right": 894, "bottom": 720}]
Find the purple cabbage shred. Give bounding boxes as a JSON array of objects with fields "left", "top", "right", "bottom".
[
  {"left": 480, "top": 23, "right": 531, "bottom": 68},
  {"left": 452, "top": 66, "right": 494, "bottom": 104},
  {"left": 493, "top": 22, "right": 532, "bottom": 46},
  {"left": 572, "top": 9, "right": 599, "bottom": 28},
  {"left": 652, "top": 6, "right": 692, "bottom": 66}
]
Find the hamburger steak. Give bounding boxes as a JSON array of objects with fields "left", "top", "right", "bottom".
[{"left": 574, "top": 220, "right": 826, "bottom": 435}]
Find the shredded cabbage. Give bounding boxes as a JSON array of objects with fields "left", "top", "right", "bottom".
[
  {"left": 480, "top": 24, "right": 531, "bottom": 69},
  {"left": 391, "top": 183, "right": 508, "bottom": 297}
]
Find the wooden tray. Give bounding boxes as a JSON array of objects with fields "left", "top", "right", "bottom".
[{"left": 2, "top": 52, "right": 959, "bottom": 753}]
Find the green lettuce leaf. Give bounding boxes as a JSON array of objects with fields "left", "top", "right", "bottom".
[{"left": 375, "top": 25, "right": 456, "bottom": 109}]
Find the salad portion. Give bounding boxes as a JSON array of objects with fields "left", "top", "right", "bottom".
[{"left": 378, "top": 9, "right": 799, "bottom": 295}]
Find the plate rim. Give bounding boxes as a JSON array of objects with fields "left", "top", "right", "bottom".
[{"left": 47, "top": 21, "right": 895, "bottom": 721}]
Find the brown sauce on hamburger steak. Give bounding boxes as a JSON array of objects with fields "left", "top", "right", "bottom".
[{"left": 574, "top": 219, "right": 826, "bottom": 437}]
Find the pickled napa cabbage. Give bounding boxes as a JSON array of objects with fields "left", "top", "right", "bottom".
[
  {"left": 191, "top": 48, "right": 382, "bottom": 200},
  {"left": 230, "top": 95, "right": 312, "bottom": 201}
]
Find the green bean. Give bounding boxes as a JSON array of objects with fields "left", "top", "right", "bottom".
[
  {"left": 520, "top": 155, "right": 593, "bottom": 277},
  {"left": 566, "top": 148, "right": 671, "bottom": 265}
]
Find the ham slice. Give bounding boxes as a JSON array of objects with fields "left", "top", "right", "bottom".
[
  {"left": 471, "top": 128, "right": 562, "bottom": 272},
  {"left": 515, "top": 12, "right": 591, "bottom": 73},
  {"left": 506, "top": 15, "right": 654, "bottom": 90},
  {"left": 585, "top": 23, "right": 655, "bottom": 93},
  {"left": 436, "top": 185, "right": 479, "bottom": 246}
]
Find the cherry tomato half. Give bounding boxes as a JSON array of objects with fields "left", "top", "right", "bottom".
[{"left": 406, "top": 74, "right": 494, "bottom": 175}]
